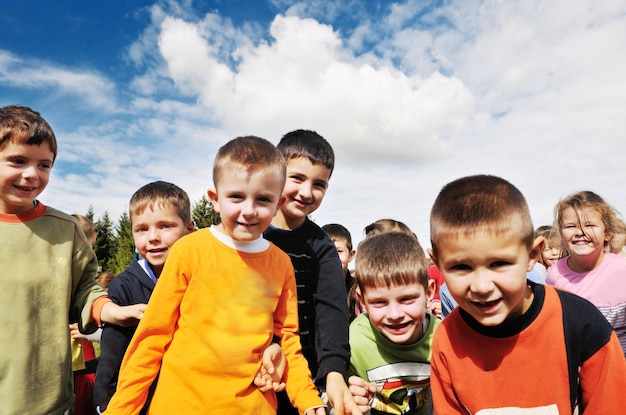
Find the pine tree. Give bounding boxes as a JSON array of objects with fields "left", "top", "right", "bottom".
[
  {"left": 192, "top": 195, "right": 221, "bottom": 229},
  {"left": 106, "top": 212, "right": 135, "bottom": 274},
  {"left": 94, "top": 212, "right": 117, "bottom": 272},
  {"left": 85, "top": 205, "right": 95, "bottom": 223}
]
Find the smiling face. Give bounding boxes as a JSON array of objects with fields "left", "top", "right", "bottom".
[
  {"left": 431, "top": 227, "right": 541, "bottom": 326},
  {"left": 560, "top": 206, "right": 610, "bottom": 261},
  {"left": 541, "top": 243, "right": 561, "bottom": 268},
  {"left": 131, "top": 203, "right": 194, "bottom": 277},
  {"left": 274, "top": 157, "right": 331, "bottom": 229},
  {"left": 209, "top": 165, "right": 285, "bottom": 242},
  {"left": 361, "top": 281, "right": 433, "bottom": 344},
  {"left": 0, "top": 142, "right": 53, "bottom": 214}
]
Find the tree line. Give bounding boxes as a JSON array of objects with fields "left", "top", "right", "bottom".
[{"left": 87, "top": 195, "right": 221, "bottom": 274}]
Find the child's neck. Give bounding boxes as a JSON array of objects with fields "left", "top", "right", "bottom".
[
  {"left": 567, "top": 249, "right": 605, "bottom": 273},
  {"left": 272, "top": 211, "right": 305, "bottom": 230}
]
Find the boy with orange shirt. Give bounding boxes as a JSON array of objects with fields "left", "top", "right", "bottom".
[
  {"left": 105, "top": 136, "right": 325, "bottom": 414},
  {"left": 427, "top": 175, "right": 626, "bottom": 413}
]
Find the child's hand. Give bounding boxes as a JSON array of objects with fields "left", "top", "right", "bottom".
[
  {"left": 348, "top": 375, "right": 376, "bottom": 413},
  {"left": 325, "top": 372, "right": 362, "bottom": 415},
  {"left": 101, "top": 302, "right": 147, "bottom": 327},
  {"left": 69, "top": 323, "right": 82, "bottom": 340},
  {"left": 305, "top": 406, "right": 327, "bottom": 415},
  {"left": 429, "top": 299, "right": 442, "bottom": 319},
  {"left": 253, "top": 343, "right": 286, "bottom": 392}
]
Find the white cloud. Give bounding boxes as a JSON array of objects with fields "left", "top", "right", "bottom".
[
  {"left": 0, "top": 51, "right": 117, "bottom": 111},
  {"left": 12, "top": 0, "right": 626, "bottom": 250}
]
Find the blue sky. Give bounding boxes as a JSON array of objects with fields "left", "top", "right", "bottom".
[{"left": 2, "top": 0, "right": 626, "bottom": 249}]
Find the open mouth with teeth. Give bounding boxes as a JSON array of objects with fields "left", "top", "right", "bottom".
[{"left": 473, "top": 299, "right": 501, "bottom": 309}]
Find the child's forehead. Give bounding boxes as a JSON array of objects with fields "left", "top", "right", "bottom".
[
  {"left": 131, "top": 202, "right": 181, "bottom": 220},
  {"left": 363, "top": 280, "right": 426, "bottom": 294},
  {"left": 0, "top": 141, "right": 54, "bottom": 157},
  {"left": 286, "top": 156, "right": 332, "bottom": 174}
]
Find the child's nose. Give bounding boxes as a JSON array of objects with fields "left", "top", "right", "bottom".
[
  {"left": 298, "top": 183, "right": 313, "bottom": 199},
  {"left": 22, "top": 164, "right": 38, "bottom": 179},
  {"left": 241, "top": 200, "right": 256, "bottom": 216},
  {"left": 148, "top": 227, "right": 160, "bottom": 241},
  {"left": 387, "top": 302, "right": 404, "bottom": 319},
  {"left": 470, "top": 271, "right": 495, "bottom": 294}
]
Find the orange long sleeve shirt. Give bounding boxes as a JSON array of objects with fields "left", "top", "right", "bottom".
[{"left": 105, "top": 229, "right": 322, "bottom": 414}]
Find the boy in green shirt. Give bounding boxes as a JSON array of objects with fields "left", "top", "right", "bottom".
[{"left": 348, "top": 231, "right": 439, "bottom": 415}]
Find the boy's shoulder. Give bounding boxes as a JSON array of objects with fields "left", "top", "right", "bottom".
[{"left": 108, "top": 260, "right": 155, "bottom": 305}]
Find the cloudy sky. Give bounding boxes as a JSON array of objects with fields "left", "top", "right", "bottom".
[{"left": 2, "top": 0, "right": 625, "bottom": 250}]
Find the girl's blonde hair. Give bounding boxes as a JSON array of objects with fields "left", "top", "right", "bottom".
[{"left": 554, "top": 190, "right": 622, "bottom": 246}]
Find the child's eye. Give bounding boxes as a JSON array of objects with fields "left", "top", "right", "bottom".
[
  {"left": 39, "top": 163, "right": 52, "bottom": 169},
  {"left": 9, "top": 158, "right": 25, "bottom": 165},
  {"left": 289, "top": 175, "right": 303, "bottom": 182},
  {"left": 400, "top": 296, "right": 417, "bottom": 304},
  {"left": 490, "top": 261, "right": 510, "bottom": 268},
  {"left": 314, "top": 181, "right": 327, "bottom": 190},
  {"left": 450, "top": 264, "right": 471, "bottom": 272}
]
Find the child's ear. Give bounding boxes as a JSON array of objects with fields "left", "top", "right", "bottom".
[
  {"left": 186, "top": 220, "right": 195, "bottom": 233},
  {"left": 207, "top": 188, "right": 219, "bottom": 212},
  {"left": 426, "top": 278, "right": 436, "bottom": 303},
  {"left": 348, "top": 249, "right": 356, "bottom": 263},
  {"left": 276, "top": 195, "right": 287, "bottom": 212},
  {"left": 527, "top": 236, "right": 544, "bottom": 272}
]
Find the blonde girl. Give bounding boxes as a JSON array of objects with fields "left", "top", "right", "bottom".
[{"left": 546, "top": 191, "right": 626, "bottom": 355}]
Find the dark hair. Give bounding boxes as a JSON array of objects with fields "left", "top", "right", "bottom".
[
  {"left": 322, "top": 223, "right": 353, "bottom": 251},
  {"left": 0, "top": 105, "right": 58, "bottom": 160},
  {"left": 430, "top": 175, "right": 534, "bottom": 254},
  {"left": 277, "top": 129, "right": 334, "bottom": 176},
  {"left": 130, "top": 181, "right": 191, "bottom": 225}
]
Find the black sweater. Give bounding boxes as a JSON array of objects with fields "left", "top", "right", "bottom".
[{"left": 264, "top": 217, "right": 350, "bottom": 384}]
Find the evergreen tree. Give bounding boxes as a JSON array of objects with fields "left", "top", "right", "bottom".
[
  {"left": 107, "top": 212, "right": 135, "bottom": 275},
  {"left": 85, "top": 205, "right": 95, "bottom": 223},
  {"left": 94, "top": 212, "right": 117, "bottom": 272},
  {"left": 192, "top": 195, "right": 221, "bottom": 229}
]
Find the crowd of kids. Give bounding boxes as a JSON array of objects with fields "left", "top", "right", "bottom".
[{"left": 3, "top": 103, "right": 626, "bottom": 415}]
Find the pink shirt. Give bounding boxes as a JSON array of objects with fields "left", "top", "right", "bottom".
[{"left": 547, "top": 252, "right": 626, "bottom": 354}]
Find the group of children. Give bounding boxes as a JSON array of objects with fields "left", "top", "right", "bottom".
[{"left": 2, "top": 104, "right": 626, "bottom": 415}]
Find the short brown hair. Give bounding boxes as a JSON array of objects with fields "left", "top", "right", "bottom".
[
  {"left": 0, "top": 105, "right": 58, "bottom": 160},
  {"left": 213, "top": 136, "right": 286, "bottom": 190},
  {"left": 129, "top": 181, "right": 191, "bottom": 225},
  {"left": 364, "top": 218, "right": 417, "bottom": 240},
  {"left": 356, "top": 231, "right": 429, "bottom": 292},
  {"left": 430, "top": 175, "right": 535, "bottom": 254}
]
